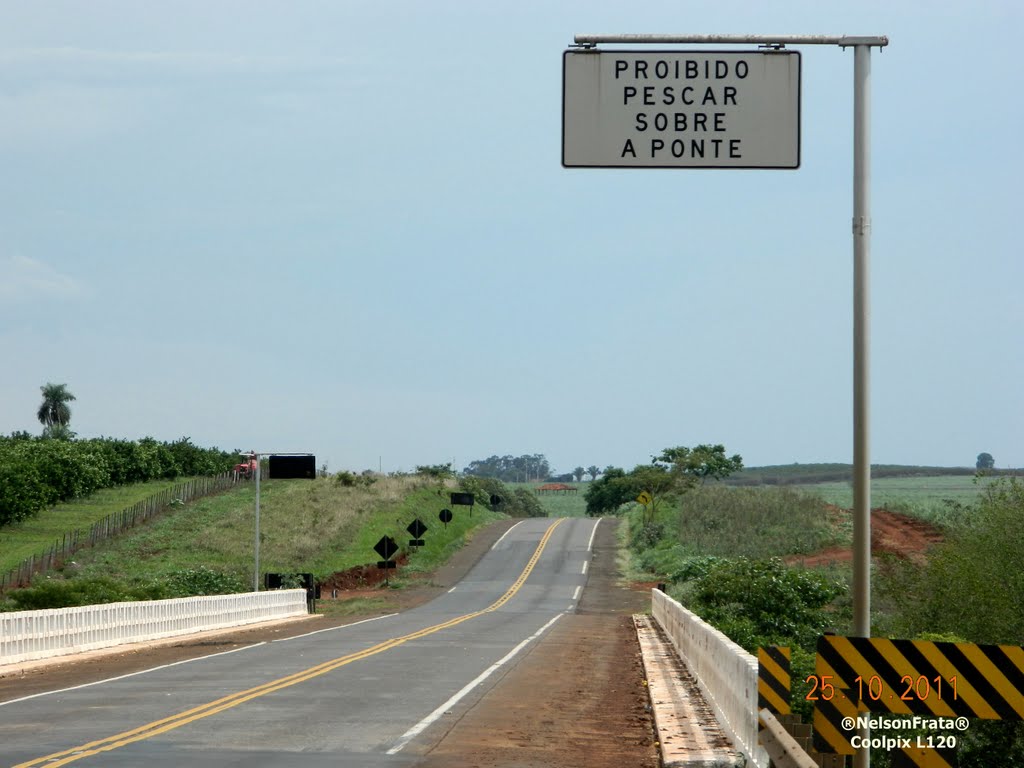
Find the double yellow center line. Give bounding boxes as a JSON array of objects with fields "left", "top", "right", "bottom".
[{"left": 15, "top": 518, "right": 564, "bottom": 768}]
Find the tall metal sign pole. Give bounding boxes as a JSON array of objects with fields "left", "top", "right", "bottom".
[
  {"left": 566, "top": 34, "right": 887, "bottom": 768},
  {"left": 241, "top": 451, "right": 264, "bottom": 592},
  {"left": 254, "top": 453, "right": 261, "bottom": 592},
  {"left": 243, "top": 451, "right": 317, "bottom": 592}
]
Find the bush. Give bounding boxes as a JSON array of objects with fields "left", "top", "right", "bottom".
[
  {"left": 669, "top": 555, "right": 729, "bottom": 584},
  {"left": 679, "top": 557, "right": 843, "bottom": 650},
  {"left": 159, "top": 567, "right": 248, "bottom": 597},
  {"left": 2, "top": 567, "right": 248, "bottom": 611},
  {"left": 510, "top": 487, "right": 546, "bottom": 517},
  {"left": 5, "top": 577, "right": 151, "bottom": 610},
  {"left": 336, "top": 470, "right": 375, "bottom": 488},
  {"left": 457, "top": 477, "right": 545, "bottom": 517},
  {"left": 883, "top": 477, "right": 1024, "bottom": 645}
]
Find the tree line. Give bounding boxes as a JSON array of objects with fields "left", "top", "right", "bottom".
[
  {"left": 585, "top": 444, "right": 744, "bottom": 518},
  {"left": 0, "top": 435, "right": 238, "bottom": 527},
  {"left": 462, "top": 454, "right": 551, "bottom": 483},
  {"left": 461, "top": 455, "right": 610, "bottom": 484}
]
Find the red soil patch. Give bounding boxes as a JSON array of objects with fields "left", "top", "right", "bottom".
[
  {"left": 318, "top": 553, "right": 410, "bottom": 593},
  {"left": 788, "top": 508, "right": 945, "bottom": 568}
]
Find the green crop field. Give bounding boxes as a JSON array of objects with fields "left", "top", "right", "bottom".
[
  {"left": 508, "top": 482, "right": 588, "bottom": 517},
  {"left": 798, "top": 474, "right": 1004, "bottom": 525}
]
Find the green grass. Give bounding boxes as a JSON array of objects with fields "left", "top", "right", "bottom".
[
  {"left": 315, "top": 597, "right": 392, "bottom": 618},
  {"left": 508, "top": 481, "right": 589, "bottom": 517},
  {"left": 798, "top": 474, "right": 1001, "bottom": 525},
  {"left": 0, "top": 479, "right": 188, "bottom": 575},
  {"left": 32, "top": 475, "right": 503, "bottom": 591},
  {"left": 676, "top": 485, "right": 843, "bottom": 559}
]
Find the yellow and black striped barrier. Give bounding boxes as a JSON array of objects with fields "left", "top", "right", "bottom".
[
  {"left": 758, "top": 645, "right": 791, "bottom": 715},
  {"left": 815, "top": 635, "right": 1024, "bottom": 720},
  {"left": 811, "top": 680, "right": 858, "bottom": 755},
  {"left": 810, "top": 635, "right": 1024, "bottom": 759},
  {"left": 892, "top": 744, "right": 957, "bottom": 767}
]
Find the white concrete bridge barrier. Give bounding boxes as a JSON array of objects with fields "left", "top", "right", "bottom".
[
  {"left": 652, "top": 588, "right": 770, "bottom": 768},
  {"left": 0, "top": 589, "right": 308, "bottom": 667}
]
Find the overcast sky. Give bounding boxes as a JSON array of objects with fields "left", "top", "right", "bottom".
[{"left": 1, "top": 1, "right": 1020, "bottom": 475}]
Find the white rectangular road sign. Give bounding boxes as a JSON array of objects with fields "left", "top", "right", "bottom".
[{"left": 563, "top": 50, "right": 801, "bottom": 169}]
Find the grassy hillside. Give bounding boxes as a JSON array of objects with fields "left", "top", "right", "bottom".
[
  {"left": 0, "top": 479, "right": 191, "bottom": 575},
  {"left": 1, "top": 475, "right": 504, "bottom": 610}
]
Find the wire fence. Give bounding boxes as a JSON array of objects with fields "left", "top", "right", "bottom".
[{"left": 0, "top": 472, "right": 242, "bottom": 594}]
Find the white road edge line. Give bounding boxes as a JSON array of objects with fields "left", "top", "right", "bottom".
[
  {"left": 572, "top": 586, "right": 582, "bottom": 601},
  {"left": 586, "top": 518, "right": 601, "bottom": 552},
  {"left": 448, "top": 587, "right": 457, "bottom": 593},
  {"left": 386, "top": 613, "right": 564, "bottom": 755},
  {"left": 272, "top": 613, "right": 398, "bottom": 643},
  {"left": 581, "top": 560, "right": 588, "bottom": 575},
  {"left": 490, "top": 520, "right": 524, "bottom": 551},
  {"left": 0, "top": 642, "right": 268, "bottom": 708}
]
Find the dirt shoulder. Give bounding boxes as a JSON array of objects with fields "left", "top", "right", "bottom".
[{"left": 0, "top": 517, "right": 521, "bottom": 703}]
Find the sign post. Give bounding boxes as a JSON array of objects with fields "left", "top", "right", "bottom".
[
  {"left": 564, "top": 33, "right": 887, "bottom": 768},
  {"left": 242, "top": 450, "right": 316, "bottom": 592}
]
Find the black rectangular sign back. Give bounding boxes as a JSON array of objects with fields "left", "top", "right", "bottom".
[{"left": 268, "top": 454, "right": 316, "bottom": 479}]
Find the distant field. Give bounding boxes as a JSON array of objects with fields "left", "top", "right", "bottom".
[
  {"left": 508, "top": 482, "right": 589, "bottom": 517},
  {"left": 798, "top": 474, "right": 1002, "bottom": 524},
  {"left": 511, "top": 473, "right": 999, "bottom": 523},
  {"left": 728, "top": 463, "right": 982, "bottom": 485}
]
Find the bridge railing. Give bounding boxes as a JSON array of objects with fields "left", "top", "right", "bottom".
[
  {"left": 652, "top": 588, "right": 770, "bottom": 768},
  {"left": 0, "top": 589, "right": 307, "bottom": 667}
]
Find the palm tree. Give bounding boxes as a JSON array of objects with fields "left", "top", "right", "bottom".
[{"left": 37, "top": 382, "right": 76, "bottom": 431}]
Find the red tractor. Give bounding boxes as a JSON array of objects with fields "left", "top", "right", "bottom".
[{"left": 233, "top": 455, "right": 258, "bottom": 480}]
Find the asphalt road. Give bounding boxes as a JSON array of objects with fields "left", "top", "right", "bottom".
[{"left": 1, "top": 517, "right": 600, "bottom": 768}]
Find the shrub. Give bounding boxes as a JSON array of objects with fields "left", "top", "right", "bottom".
[
  {"left": 456, "top": 477, "right": 545, "bottom": 517},
  {"left": 336, "top": 470, "right": 375, "bottom": 488},
  {"left": 669, "top": 555, "right": 729, "bottom": 584},
  {"left": 509, "top": 487, "right": 546, "bottom": 517},
  {"left": 159, "top": 567, "right": 248, "bottom": 597},
  {"left": 883, "top": 478, "right": 1024, "bottom": 645},
  {"left": 5, "top": 577, "right": 148, "bottom": 610},
  {"left": 680, "top": 557, "right": 843, "bottom": 650}
]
